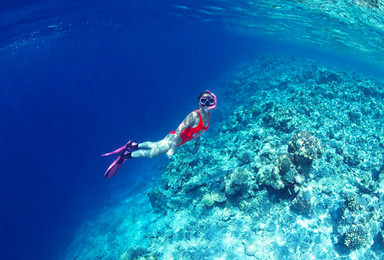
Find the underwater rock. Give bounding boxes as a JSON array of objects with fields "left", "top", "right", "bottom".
[
  {"left": 254, "top": 142, "right": 298, "bottom": 190},
  {"left": 316, "top": 71, "right": 341, "bottom": 85},
  {"left": 147, "top": 189, "right": 167, "bottom": 213},
  {"left": 244, "top": 242, "right": 257, "bottom": 256},
  {"left": 240, "top": 189, "right": 271, "bottom": 214},
  {"left": 342, "top": 149, "right": 361, "bottom": 167},
  {"left": 201, "top": 193, "right": 215, "bottom": 207},
  {"left": 258, "top": 142, "right": 277, "bottom": 163},
  {"left": 347, "top": 108, "right": 362, "bottom": 123},
  {"left": 224, "top": 167, "right": 251, "bottom": 195},
  {"left": 231, "top": 168, "right": 250, "bottom": 185},
  {"left": 275, "top": 245, "right": 293, "bottom": 259},
  {"left": 291, "top": 188, "right": 313, "bottom": 215},
  {"left": 258, "top": 164, "right": 285, "bottom": 190},
  {"left": 275, "top": 153, "right": 298, "bottom": 187},
  {"left": 277, "top": 153, "right": 292, "bottom": 175},
  {"left": 355, "top": 170, "right": 376, "bottom": 193},
  {"left": 182, "top": 174, "right": 204, "bottom": 193},
  {"left": 235, "top": 147, "right": 253, "bottom": 165},
  {"left": 381, "top": 222, "right": 384, "bottom": 243},
  {"left": 257, "top": 154, "right": 298, "bottom": 190},
  {"left": 262, "top": 105, "right": 296, "bottom": 133},
  {"left": 288, "top": 130, "right": 322, "bottom": 175},
  {"left": 120, "top": 247, "right": 152, "bottom": 260},
  {"left": 201, "top": 191, "right": 226, "bottom": 207}
]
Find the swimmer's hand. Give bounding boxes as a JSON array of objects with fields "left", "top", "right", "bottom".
[{"left": 167, "top": 147, "right": 175, "bottom": 158}]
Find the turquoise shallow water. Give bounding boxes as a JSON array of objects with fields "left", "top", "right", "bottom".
[
  {"left": 2, "top": 0, "right": 384, "bottom": 65},
  {"left": 65, "top": 55, "right": 384, "bottom": 259},
  {"left": 167, "top": 0, "right": 384, "bottom": 66}
]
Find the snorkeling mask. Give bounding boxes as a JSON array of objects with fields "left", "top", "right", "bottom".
[{"left": 199, "top": 90, "right": 217, "bottom": 109}]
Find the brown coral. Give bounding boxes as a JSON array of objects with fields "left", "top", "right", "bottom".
[{"left": 288, "top": 130, "right": 322, "bottom": 175}]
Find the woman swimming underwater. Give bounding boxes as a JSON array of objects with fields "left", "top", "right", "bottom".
[{"left": 102, "top": 90, "right": 217, "bottom": 178}]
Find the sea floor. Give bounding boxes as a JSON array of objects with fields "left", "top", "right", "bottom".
[{"left": 64, "top": 55, "right": 384, "bottom": 260}]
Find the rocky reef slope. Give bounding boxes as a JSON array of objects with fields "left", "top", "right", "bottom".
[{"left": 66, "top": 56, "right": 384, "bottom": 260}]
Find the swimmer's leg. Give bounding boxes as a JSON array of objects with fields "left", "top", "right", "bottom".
[
  {"left": 137, "top": 141, "right": 156, "bottom": 149},
  {"left": 132, "top": 135, "right": 175, "bottom": 158}
]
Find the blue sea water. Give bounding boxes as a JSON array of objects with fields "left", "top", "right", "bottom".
[{"left": 1, "top": 0, "right": 384, "bottom": 259}]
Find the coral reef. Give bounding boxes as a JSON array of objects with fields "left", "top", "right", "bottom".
[
  {"left": 288, "top": 130, "right": 322, "bottom": 175},
  {"left": 120, "top": 247, "right": 154, "bottom": 260},
  {"left": 65, "top": 55, "right": 384, "bottom": 259},
  {"left": 290, "top": 188, "right": 313, "bottom": 215},
  {"left": 343, "top": 225, "right": 369, "bottom": 250}
]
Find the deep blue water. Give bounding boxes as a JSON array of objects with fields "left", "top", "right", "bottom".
[
  {"left": 1, "top": 0, "right": 383, "bottom": 259},
  {"left": 0, "top": 1, "right": 268, "bottom": 259}
]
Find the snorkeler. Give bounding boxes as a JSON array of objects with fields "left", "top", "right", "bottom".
[{"left": 102, "top": 90, "right": 217, "bottom": 178}]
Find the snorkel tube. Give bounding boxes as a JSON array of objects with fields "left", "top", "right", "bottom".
[{"left": 205, "top": 89, "right": 217, "bottom": 109}]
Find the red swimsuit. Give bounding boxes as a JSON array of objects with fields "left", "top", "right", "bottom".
[{"left": 170, "top": 110, "right": 210, "bottom": 147}]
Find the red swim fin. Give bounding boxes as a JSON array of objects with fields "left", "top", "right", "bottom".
[
  {"left": 101, "top": 140, "right": 138, "bottom": 178},
  {"left": 101, "top": 144, "right": 128, "bottom": 157},
  {"left": 104, "top": 156, "right": 126, "bottom": 178}
]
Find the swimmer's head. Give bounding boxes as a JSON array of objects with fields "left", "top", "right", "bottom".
[{"left": 198, "top": 90, "right": 217, "bottom": 109}]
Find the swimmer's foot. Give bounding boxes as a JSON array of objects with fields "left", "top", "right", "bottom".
[{"left": 101, "top": 140, "right": 139, "bottom": 178}]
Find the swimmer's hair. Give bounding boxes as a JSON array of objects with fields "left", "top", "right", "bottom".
[{"left": 198, "top": 91, "right": 212, "bottom": 101}]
